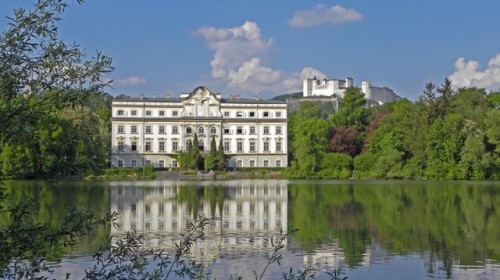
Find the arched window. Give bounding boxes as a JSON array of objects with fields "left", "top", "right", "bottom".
[
  {"left": 186, "top": 126, "right": 192, "bottom": 134},
  {"left": 210, "top": 126, "right": 217, "bottom": 134},
  {"left": 198, "top": 126, "right": 204, "bottom": 134}
]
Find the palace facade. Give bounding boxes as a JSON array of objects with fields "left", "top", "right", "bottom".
[{"left": 111, "top": 86, "right": 288, "bottom": 169}]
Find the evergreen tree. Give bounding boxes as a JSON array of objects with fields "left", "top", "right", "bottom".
[
  {"left": 189, "top": 134, "right": 201, "bottom": 170},
  {"left": 216, "top": 138, "right": 226, "bottom": 170},
  {"left": 204, "top": 136, "right": 217, "bottom": 170}
]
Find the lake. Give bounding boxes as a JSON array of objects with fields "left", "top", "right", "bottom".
[{"left": 2, "top": 180, "right": 499, "bottom": 279}]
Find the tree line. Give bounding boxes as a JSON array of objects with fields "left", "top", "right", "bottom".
[{"left": 287, "top": 82, "right": 500, "bottom": 180}]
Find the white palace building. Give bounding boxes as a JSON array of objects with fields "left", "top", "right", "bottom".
[{"left": 111, "top": 86, "right": 288, "bottom": 169}]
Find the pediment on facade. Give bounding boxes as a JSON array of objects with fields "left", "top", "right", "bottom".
[
  {"left": 181, "top": 87, "right": 222, "bottom": 117},
  {"left": 182, "top": 86, "right": 220, "bottom": 106}
]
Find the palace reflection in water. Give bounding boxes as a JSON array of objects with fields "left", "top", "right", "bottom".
[{"left": 110, "top": 180, "right": 290, "bottom": 266}]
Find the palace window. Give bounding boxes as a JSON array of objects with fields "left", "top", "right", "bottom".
[
  {"left": 145, "top": 110, "right": 152, "bottom": 116},
  {"left": 172, "top": 141, "right": 178, "bottom": 152},
  {"left": 145, "top": 125, "right": 152, "bottom": 134},
  {"left": 249, "top": 126, "right": 256, "bottom": 134},
  {"left": 276, "top": 126, "right": 282, "bottom": 134},
  {"left": 249, "top": 112, "right": 255, "bottom": 117},
  {"left": 117, "top": 160, "right": 124, "bottom": 167},
  {"left": 131, "top": 141, "right": 137, "bottom": 151},
  {"left": 224, "top": 128, "right": 230, "bottom": 134},
  {"left": 263, "top": 160, "right": 269, "bottom": 167},
  {"left": 159, "top": 125, "right": 165, "bottom": 134},
  {"left": 276, "top": 142, "right": 282, "bottom": 152},
  {"left": 249, "top": 142, "right": 256, "bottom": 152},
  {"left": 117, "top": 110, "right": 124, "bottom": 116},
  {"left": 145, "top": 141, "right": 152, "bottom": 152},
  {"left": 237, "top": 141, "right": 243, "bottom": 152},
  {"left": 159, "top": 141, "right": 165, "bottom": 152},
  {"left": 276, "top": 160, "right": 282, "bottom": 167},
  {"left": 186, "top": 126, "right": 192, "bottom": 134},
  {"left": 263, "top": 142, "right": 269, "bottom": 152},
  {"left": 131, "top": 160, "right": 137, "bottom": 167},
  {"left": 158, "top": 160, "right": 165, "bottom": 168},
  {"left": 172, "top": 126, "right": 178, "bottom": 134},
  {"left": 237, "top": 126, "right": 243, "bottom": 134},
  {"left": 224, "top": 111, "right": 230, "bottom": 117},
  {"left": 198, "top": 126, "right": 204, "bottom": 134},
  {"left": 249, "top": 160, "right": 256, "bottom": 167},
  {"left": 237, "top": 160, "right": 242, "bottom": 167},
  {"left": 263, "top": 111, "right": 269, "bottom": 117},
  {"left": 117, "top": 125, "right": 124, "bottom": 134},
  {"left": 276, "top": 111, "right": 282, "bottom": 118},
  {"left": 159, "top": 110, "right": 165, "bottom": 116},
  {"left": 131, "top": 125, "right": 137, "bottom": 134},
  {"left": 131, "top": 110, "right": 137, "bottom": 116},
  {"left": 118, "top": 141, "right": 124, "bottom": 151},
  {"left": 236, "top": 111, "right": 243, "bottom": 117},
  {"left": 263, "top": 126, "right": 269, "bottom": 134},
  {"left": 172, "top": 110, "right": 178, "bottom": 116},
  {"left": 210, "top": 126, "right": 217, "bottom": 134},
  {"left": 224, "top": 141, "right": 230, "bottom": 152}
]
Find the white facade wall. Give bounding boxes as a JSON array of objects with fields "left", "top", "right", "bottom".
[
  {"left": 303, "top": 77, "right": 353, "bottom": 98},
  {"left": 111, "top": 87, "right": 288, "bottom": 169},
  {"left": 304, "top": 77, "right": 400, "bottom": 104}
]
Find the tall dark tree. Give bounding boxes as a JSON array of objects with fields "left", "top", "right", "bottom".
[
  {"left": 420, "top": 82, "right": 439, "bottom": 124},
  {"left": 436, "top": 78, "right": 455, "bottom": 118},
  {"left": 204, "top": 136, "right": 218, "bottom": 170},
  {"left": 216, "top": 138, "right": 226, "bottom": 170}
]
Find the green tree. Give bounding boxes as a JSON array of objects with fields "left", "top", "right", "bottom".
[
  {"left": 0, "top": 0, "right": 114, "bottom": 276},
  {"left": 0, "top": 0, "right": 112, "bottom": 179},
  {"left": 330, "top": 87, "right": 369, "bottom": 130},
  {"left": 318, "top": 153, "right": 353, "bottom": 179},
  {"left": 425, "top": 114, "right": 465, "bottom": 179},
  {"left": 290, "top": 118, "right": 329, "bottom": 177}
]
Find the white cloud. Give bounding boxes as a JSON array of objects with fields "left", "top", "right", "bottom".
[
  {"left": 195, "top": 21, "right": 326, "bottom": 95},
  {"left": 288, "top": 4, "right": 363, "bottom": 28},
  {"left": 448, "top": 54, "right": 500, "bottom": 91},
  {"left": 113, "top": 76, "right": 146, "bottom": 87}
]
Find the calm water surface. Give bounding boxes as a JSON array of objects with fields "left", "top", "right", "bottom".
[{"left": 3, "top": 180, "right": 500, "bottom": 279}]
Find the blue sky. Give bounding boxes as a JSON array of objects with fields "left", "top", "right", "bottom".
[{"left": 2, "top": 0, "right": 500, "bottom": 100}]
